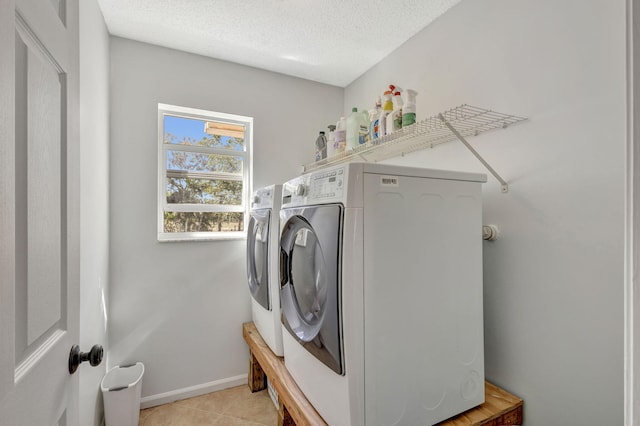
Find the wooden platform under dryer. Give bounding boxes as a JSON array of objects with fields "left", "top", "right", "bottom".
[{"left": 243, "top": 322, "right": 523, "bottom": 426}]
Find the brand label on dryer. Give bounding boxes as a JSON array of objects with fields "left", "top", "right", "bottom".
[{"left": 380, "top": 175, "right": 399, "bottom": 187}]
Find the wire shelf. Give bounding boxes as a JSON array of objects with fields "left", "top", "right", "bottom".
[{"left": 303, "top": 104, "right": 527, "bottom": 174}]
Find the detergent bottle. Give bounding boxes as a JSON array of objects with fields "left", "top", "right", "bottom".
[
  {"left": 379, "top": 90, "right": 393, "bottom": 137},
  {"left": 369, "top": 97, "right": 382, "bottom": 141},
  {"left": 359, "top": 109, "right": 370, "bottom": 145},
  {"left": 402, "top": 89, "right": 418, "bottom": 127},
  {"left": 334, "top": 117, "right": 346, "bottom": 154},
  {"left": 314, "top": 131, "right": 327, "bottom": 161}
]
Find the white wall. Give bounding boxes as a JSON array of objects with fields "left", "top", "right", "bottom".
[
  {"left": 79, "top": 1, "right": 110, "bottom": 425},
  {"left": 108, "top": 37, "right": 343, "bottom": 401},
  {"left": 344, "top": 0, "right": 625, "bottom": 424}
]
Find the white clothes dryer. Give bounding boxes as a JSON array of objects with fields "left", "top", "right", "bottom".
[
  {"left": 246, "top": 185, "right": 284, "bottom": 356},
  {"left": 279, "top": 163, "right": 486, "bottom": 425}
]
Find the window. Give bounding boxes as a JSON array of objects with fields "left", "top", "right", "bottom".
[{"left": 158, "top": 104, "right": 252, "bottom": 241}]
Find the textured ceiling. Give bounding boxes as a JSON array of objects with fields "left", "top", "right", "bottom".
[{"left": 97, "top": 0, "right": 462, "bottom": 87}]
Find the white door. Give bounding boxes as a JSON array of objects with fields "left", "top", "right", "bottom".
[{"left": 0, "top": 0, "right": 81, "bottom": 424}]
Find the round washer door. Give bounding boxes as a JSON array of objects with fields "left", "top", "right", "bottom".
[
  {"left": 246, "top": 209, "right": 271, "bottom": 310},
  {"left": 280, "top": 204, "right": 343, "bottom": 375}
]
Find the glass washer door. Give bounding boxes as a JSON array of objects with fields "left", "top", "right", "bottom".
[
  {"left": 280, "top": 204, "right": 343, "bottom": 375},
  {"left": 280, "top": 216, "right": 326, "bottom": 339},
  {"left": 246, "top": 209, "right": 271, "bottom": 310}
]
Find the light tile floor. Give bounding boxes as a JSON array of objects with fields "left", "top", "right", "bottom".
[{"left": 139, "top": 385, "right": 278, "bottom": 425}]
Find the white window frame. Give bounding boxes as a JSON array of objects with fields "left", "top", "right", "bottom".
[{"left": 157, "top": 103, "right": 252, "bottom": 242}]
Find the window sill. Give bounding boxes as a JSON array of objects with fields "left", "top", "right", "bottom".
[{"left": 158, "top": 231, "right": 246, "bottom": 242}]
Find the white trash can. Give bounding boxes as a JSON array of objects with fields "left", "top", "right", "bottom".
[{"left": 101, "top": 363, "right": 145, "bottom": 426}]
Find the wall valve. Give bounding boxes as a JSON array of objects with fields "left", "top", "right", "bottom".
[{"left": 483, "top": 224, "right": 499, "bottom": 241}]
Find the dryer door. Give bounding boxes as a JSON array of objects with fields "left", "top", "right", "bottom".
[
  {"left": 280, "top": 204, "right": 343, "bottom": 375},
  {"left": 247, "top": 209, "right": 271, "bottom": 310}
]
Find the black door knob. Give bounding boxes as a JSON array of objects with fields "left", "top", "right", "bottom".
[{"left": 68, "top": 344, "right": 103, "bottom": 374}]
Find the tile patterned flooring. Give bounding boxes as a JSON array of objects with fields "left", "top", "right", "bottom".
[{"left": 139, "top": 385, "right": 278, "bottom": 425}]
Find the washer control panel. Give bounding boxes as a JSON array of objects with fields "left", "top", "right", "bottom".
[{"left": 251, "top": 185, "right": 274, "bottom": 209}]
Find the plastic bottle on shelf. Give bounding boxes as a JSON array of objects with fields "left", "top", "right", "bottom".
[
  {"left": 386, "top": 87, "right": 403, "bottom": 135},
  {"left": 346, "top": 107, "right": 361, "bottom": 151},
  {"left": 369, "top": 97, "right": 382, "bottom": 141},
  {"left": 314, "top": 131, "right": 327, "bottom": 161},
  {"left": 402, "top": 89, "right": 418, "bottom": 127},
  {"left": 334, "top": 117, "right": 346, "bottom": 154},
  {"left": 359, "top": 109, "right": 370, "bottom": 146},
  {"left": 379, "top": 90, "right": 393, "bottom": 137},
  {"left": 326, "top": 124, "right": 336, "bottom": 158}
]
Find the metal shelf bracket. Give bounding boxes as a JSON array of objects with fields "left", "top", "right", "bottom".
[{"left": 438, "top": 113, "right": 510, "bottom": 193}]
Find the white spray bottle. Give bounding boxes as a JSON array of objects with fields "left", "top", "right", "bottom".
[{"left": 327, "top": 124, "right": 337, "bottom": 158}]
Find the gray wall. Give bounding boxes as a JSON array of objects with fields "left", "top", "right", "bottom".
[
  {"left": 344, "top": 0, "right": 625, "bottom": 424},
  {"left": 79, "top": 1, "right": 110, "bottom": 425},
  {"left": 108, "top": 37, "right": 343, "bottom": 401}
]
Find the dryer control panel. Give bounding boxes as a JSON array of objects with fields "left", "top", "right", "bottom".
[
  {"left": 282, "top": 166, "right": 346, "bottom": 207},
  {"left": 309, "top": 168, "right": 345, "bottom": 201}
]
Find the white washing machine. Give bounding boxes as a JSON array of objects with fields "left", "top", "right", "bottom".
[
  {"left": 279, "top": 162, "right": 486, "bottom": 425},
  {"left": 246, "top": 185, "right": 284, "bottom": 356}
]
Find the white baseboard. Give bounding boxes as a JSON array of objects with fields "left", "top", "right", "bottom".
[{"left": 140, "top": 374, "right": 248, "bottom": 409}]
